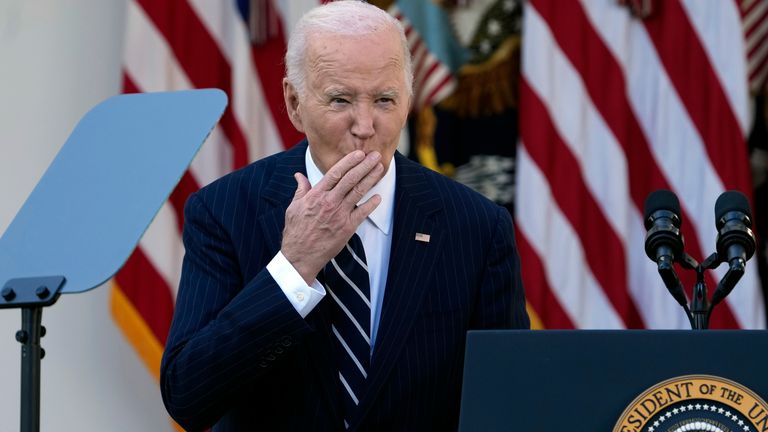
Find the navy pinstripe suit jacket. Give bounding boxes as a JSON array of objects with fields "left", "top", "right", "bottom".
[{"left": 160, "top": 141, "right": 529, "bottom": 431}]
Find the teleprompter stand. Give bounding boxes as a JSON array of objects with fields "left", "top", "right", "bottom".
[
  {"left": 1, "top": 276, "right": 64, "bottom": 432},
  {"left": 0, "top": 90, "right": 227, "bottom": 432}
]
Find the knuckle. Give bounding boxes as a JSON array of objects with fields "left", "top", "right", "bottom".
[
  {"left": 319, "top": 196, "right": 337, "bottom": 212},
  {"left": 327, "top": 171, "right": 342, "bottom": 184},
  {"left": 351, "top": 185, "right": 366, "bottom": 198}
]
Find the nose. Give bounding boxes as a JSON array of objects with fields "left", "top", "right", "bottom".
[{"left": 351, "top": 103, "right": 375, "bottom": 140}]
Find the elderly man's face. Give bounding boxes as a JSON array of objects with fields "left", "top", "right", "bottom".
[{"left": 284, "top": 27, "right": 411, "bottom": 174}]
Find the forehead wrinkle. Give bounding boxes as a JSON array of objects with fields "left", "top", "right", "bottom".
[
  {"left": 301, "top": 36, "right": 408, "bottom": 104},
  {"left": 306, "top": 52, "right": 337, "bottom": 83},
  {"left": 310, "top": 53, "right": 403, "bottom": 78},
  {"left": 306, "top": 33, "right": 405, "bottom": 70}
]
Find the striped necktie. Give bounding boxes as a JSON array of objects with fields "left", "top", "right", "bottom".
[{"left": 324, "top": 233, "right": 371, "bottom": 428}]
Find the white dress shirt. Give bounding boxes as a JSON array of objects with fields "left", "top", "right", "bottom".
[{"left": 266, "top": 148, "right": 396, "bottom": 348}]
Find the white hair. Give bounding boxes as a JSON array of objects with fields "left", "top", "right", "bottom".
[{"left": 284, "top": 0, "right": 413, "bottom": 97}]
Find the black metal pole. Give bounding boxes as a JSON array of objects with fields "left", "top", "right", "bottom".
[
  {"left": 1, "top": 276, "right": 63, "bottom": 432},
  {"left": 19, "top": 307, "right": 43, "bottom": 432},
  {"left": 690, "top": 267, "right": 709, "bottom": 330}
]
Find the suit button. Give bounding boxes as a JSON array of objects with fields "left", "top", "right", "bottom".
[
  {"left": 275, "top": 347, "right": 284, "bottom": 354},
  {"left": 281, "top": 337, "right": 293, "bottom": 347},
  {"left": 258, "top": 361, "right": 268, "bottom": 368}
]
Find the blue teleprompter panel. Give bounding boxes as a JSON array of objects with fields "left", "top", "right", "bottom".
[{"left": 0, "top": 89, "right": 227, "bottom": 295}]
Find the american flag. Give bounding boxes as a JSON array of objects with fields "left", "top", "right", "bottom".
[
  {"left": 517, "top": 0, "right": 766, "bottom": 329},
  {"left": 744, "top": 0, "right": 768, "bottom": 92},
  {"left": 389, "top": 1, "right": 459, "bottom": 109},
  {"left": 111, "top": 0, "right": 314, "bottom": 385}
]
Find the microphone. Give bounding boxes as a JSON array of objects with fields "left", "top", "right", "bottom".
[
  {"left": 644, "top": 190, "right": 684, "bottom": 265},
  {"left": 710, "top": 190, "right": 756, "bottom": 308},
  {"left": 644, "top": 190, "right": 688, "bottom": 307},
  {"left": 714, "top": 191, "right": 756, "bottom": 270}
]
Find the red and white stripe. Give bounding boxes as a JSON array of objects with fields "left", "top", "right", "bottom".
[
  {"left": 114, "top": 0, "right": 314, "bottom": 378},
  {"left": 390, "top": 5, "right": 456, "bottom": 109},
  {"left": 742, "top": 0, "right": 768, "bottom": 92},
  {"left": 518, "top": 0, "right": 765, "bottom": 329}
]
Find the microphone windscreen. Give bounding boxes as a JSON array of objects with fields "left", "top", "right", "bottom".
[
  {"left": 644, "top": 189, "right": 681, "bottom": 221},
  {"left": 715, "top": 190, "right": 751, "bottom": 222}
]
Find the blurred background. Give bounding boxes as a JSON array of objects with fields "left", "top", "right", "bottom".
[{"left": 1, "top": 0, "right": 767, "bottom": 430}]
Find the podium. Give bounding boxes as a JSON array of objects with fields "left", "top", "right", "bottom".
[{"left": 459, "top": 330, "right": 768, "bottom": 431}]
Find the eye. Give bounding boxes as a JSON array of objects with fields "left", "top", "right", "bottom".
[
  {"left": 330, "top": 97, "right": 349, "bottom": 105},
  {"left": 377, "top": 97, "right": 394, "bottom": 104}
]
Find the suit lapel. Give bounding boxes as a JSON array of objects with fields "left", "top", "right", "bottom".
[
  {"left": 257, "top": 140, "right": 343, "bottom": 423},
  {"left": 352, "top": 153, "right": 444, "bottom": 427}
]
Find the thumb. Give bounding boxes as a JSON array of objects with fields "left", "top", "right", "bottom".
[{"left": 293, "top": 172, "right": 311, "bottom": 199}]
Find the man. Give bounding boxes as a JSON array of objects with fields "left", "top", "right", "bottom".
[{"left": 160, "top": 1, "right": 529, "bottom": 431}]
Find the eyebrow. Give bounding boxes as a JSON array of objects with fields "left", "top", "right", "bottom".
[
  {"left": 326, "top": 89, "right": 351, "bottom": 98},
  {"left": 325, "top": 88, "right": 401, "bottom": 99},
  {"left": 378, "top": 90, "right": 399, "bottom": 99}
]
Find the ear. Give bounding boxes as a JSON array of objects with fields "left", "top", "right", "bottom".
[{"left": 283, "top": 78, "right": 305, "bottom": 133}]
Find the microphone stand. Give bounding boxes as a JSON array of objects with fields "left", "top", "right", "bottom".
[
  {"left": 690, "top": 256, "right": 711, "bottom": 330},
  {"left": 656, "top": 252, "right": 742, "bottom": 330},
  {"left": 690, "top": 253, "right": 721, "bottom": 330},
  {"left": 655, "top": 254, "right": 695, "bottom": 329}
]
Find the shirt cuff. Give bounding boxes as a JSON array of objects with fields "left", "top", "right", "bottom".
[{"left": 266, "top": 251, "right": 326, "bottom": 318}]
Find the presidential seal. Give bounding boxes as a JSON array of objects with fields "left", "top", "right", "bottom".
[{"left": 614, "top": 375, "right": 768, "bottom": 432}]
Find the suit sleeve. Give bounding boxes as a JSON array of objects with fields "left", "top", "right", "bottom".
[
  {"left": 469, "top": 205, "right": 530, "bottom": 330},
  {"left": 160, "top": 193, "right": 312, "bottom": 431}
]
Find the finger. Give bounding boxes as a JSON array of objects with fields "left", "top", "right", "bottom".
[
  {"left": 328, "top": 151, "right": 382, "bottom": 203},
  {"left": 341, "top": 161, "right": 384, "bottom": 208},
  {"left": 293, "top": 173, "right": 311, "bottom": 200},
  {"left": 351, "top": 194, "right": 382, "bottom": 226},
  {"left": 315, "top": 150, "right": 366, "bottom": 191}
]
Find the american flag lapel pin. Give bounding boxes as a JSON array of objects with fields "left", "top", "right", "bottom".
[{"left": 415, "top": 232, "right": 431, "bottom": 243}]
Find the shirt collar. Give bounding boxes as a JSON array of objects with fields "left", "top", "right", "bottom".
[{"left": 305, "top": 147, "right": 396, "bottom": 235}]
